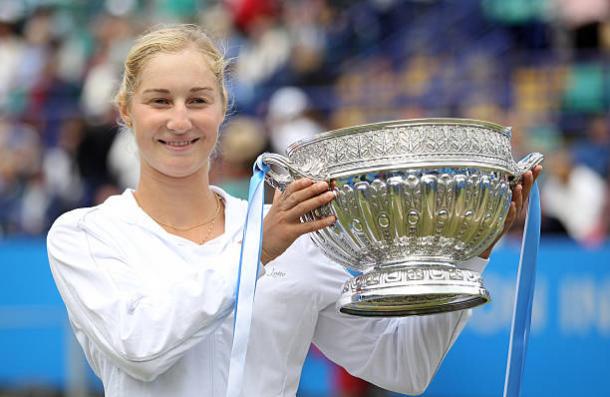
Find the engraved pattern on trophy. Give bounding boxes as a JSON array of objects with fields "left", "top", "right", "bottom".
[
  {"left": 342, "top": 267, "right": 483, "bottom": 294},
  {"left": 263, "top": 118, "right": 544, "bottom": 316},
  {"left": 286, "top": 122, "right": 515, "bottom": 179},
  {"left": 340, "top": 265, "right": 487, "bottom": 316}
]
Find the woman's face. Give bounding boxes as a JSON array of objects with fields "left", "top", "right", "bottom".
[{"left": 122, "top": 47, "right": 225, "bottom": 179}]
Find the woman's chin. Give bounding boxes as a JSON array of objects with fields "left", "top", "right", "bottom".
[
  {"left": 164, "top": 167, "right": 206, "bottom": 179},
  {"left": 149, "top": 163, "right": 208, "bottom": 180}
]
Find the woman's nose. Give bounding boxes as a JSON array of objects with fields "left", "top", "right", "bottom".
[{"left": 166, "top": 105, "right": 192, "bottom": 133}]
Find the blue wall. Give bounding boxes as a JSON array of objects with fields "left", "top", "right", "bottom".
[
  {"left": 0, "top": 239, "right": 69, "bottom": 389},
  {"left": 420, "top": 239, "right": 610, "bottom": 397},
  {"left": 2, "top": 238, "right": 609, "bottom": 396}
]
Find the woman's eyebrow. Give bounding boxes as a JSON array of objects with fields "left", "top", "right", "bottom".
[
  {"left": 190, "top": 87, "right": 214, "bottom": 92},
  {"left": 142, "top": 88, "right": 170, "bottom": 94},
  {"left": 141, "top": 87, "right": 214, "bottom": 94}
]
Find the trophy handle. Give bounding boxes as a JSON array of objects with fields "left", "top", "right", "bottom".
[
  {"left": 510, "top": 152, "right": 544, "bottom": 187},
  {"left": 259, "top": 153, "right": 311, "bottom": 190}
]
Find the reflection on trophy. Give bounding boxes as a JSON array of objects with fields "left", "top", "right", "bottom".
[{"left": 262, "top": 119, "right": 543, "bottom": 317}]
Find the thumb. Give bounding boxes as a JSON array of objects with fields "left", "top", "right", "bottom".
[{"left": 272, "top": 188, "right": 282, "bottom": 205}]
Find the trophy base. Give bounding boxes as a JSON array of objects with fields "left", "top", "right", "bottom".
[{"left": 337, "top": 264, "right": 490, "bottom": 317}]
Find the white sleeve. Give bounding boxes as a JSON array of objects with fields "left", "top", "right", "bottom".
[
  {"left": 309, "top": 238, "right": 488, "bottom": 395},
  {"left": 459, "top": 256, "right": 489, "bottom": 273},
  {"left": 47, "top": 211, "right": 241, "bottom": 382}
]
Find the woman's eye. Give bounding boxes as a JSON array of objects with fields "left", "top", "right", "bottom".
[
  {"left": 151, "top": 98, "right": 170, "bottom": 106},
  {"left": 189, "top": 97, "right": 208, "bottom": 105}
]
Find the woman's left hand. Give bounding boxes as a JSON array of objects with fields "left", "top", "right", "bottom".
[
  {"left": 479, "top": 165, "right": 543, "bottom": 259},
  {"left": 261, "top": 179, "right": 336, "bottom": 265}
]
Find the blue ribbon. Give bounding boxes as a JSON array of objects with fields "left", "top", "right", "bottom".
[
  {"left": 503, "top": 183, "right": 541, "bottom": 397},
  {"left": 226, "top": 157, "right": 540, "bottom": 397},
  {"left": 225, "top": 157, "right": 269, "bottom": 397}
]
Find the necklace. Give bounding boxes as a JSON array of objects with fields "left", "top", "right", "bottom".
[
  {"left": 197, "top": 197, "right": 223, "bottom": 243},
  {"left": 136, "top": 193, "right": 223, "bottom": 234},
  {"left": 155, "top": 195, "right": 222, "bottom": 232}
]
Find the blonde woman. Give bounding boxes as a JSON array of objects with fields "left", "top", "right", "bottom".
[{"left": 47, "top": 24, "right": 541, "bottom": 397}]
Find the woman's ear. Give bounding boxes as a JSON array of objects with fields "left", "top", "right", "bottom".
[{"left": 117, "top": 98, "right": 132, "bottom": 128}]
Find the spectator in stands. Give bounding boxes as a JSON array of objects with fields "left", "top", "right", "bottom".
[
  {"left": 0, "top": 115, "right": 46, "bottom": 236},
  {"left": 210, "top": 116, "right": 268, "bottom": 199},
  {"left": 0, "top": 21, "right": 24, "bottom": 114},
  {"left": 541, "top": 147, "right": 607, "bottom": 246},
  {"left": 572, "top": 114, "right": 610, "bottom": 179},
  {"left": 46, "top": 24, "right": 540, "bottom": 397},
  {"left": 43, "top": 116, "right": 85, "bottom": 222},
  {"left": 266, "top": 86, "right": 323, "bottom": 154}
]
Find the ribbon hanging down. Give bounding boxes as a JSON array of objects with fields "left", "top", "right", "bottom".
[
  {"left": 225, "top": 157, "right": 269, "bottom": 397},
  {"left": 503, "top": 182, "right": 541, "bottom": 397},
  {"left": 225, "top": 158, "right": 541, "bottom": 397}
]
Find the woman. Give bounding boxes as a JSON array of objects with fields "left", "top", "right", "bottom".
[{"left": 47, "top": 24, "right": 541, "bottom": 397}]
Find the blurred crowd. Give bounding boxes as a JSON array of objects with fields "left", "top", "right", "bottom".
[
  {"left": 0, "top": 0, "right": 609, "bottom": 396},
  {"left": 1, "top": 0, "right": 609, "bottom": 249}
]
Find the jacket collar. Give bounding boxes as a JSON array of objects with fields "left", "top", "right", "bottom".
[{"left": 103, "top": 187, "right": 248, "bottom": 244}]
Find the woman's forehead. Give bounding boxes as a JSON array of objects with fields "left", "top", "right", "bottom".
[
  {"left": 136, "top": 49, "right": 217, "bottom": 91},
  {"left": 141, "top": 48, "right": 213, "bottom": 74}
]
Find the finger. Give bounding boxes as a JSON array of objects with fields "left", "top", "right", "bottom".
[
  {"left": 532, "top": 165, "right": 542, "bottom": 186},
  {"left": 296, "top": 214, "right": 337, "bottom": 234},
  {"left": 283, "top": 178, "right": 314, "bottom": 197},
  {"left": 281, "top": 181, "right": 330, "bottom": 211},
  {"left": 289, "top": 190, "right": 336, "bottom": 218},
  {"left": 276, "top": 178, "right": 314, "bottom": 209},
  {"left": 272, "top": 188, "right": 282, "bottom": 205},
  {"left": 290, "top": 181, "right": 330, "bottom": 206},
  {"left": 513, "top": 183, "right": 523, "bottom": 215},
  {"left": 503, "top": 202, "right": 517, "bottom": 231},
  {"left": 520, "top": 171, "right": 533, "bottom": 204}
]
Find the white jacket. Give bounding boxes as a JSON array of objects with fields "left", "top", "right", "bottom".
[{"left": 47, "top": 188, "right": 487, "bottom": 397}]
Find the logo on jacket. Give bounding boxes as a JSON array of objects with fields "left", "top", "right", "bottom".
[{"left": 266, "top": 266, "right": 287, "bottom": 279}]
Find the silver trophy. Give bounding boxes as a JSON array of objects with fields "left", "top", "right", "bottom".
[{"left": 262, "top": 119, "right": 543, "bottom": 316}]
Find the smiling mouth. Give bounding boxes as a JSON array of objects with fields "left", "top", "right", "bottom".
[{"left": 158, "top": 138, "right": 200, "bottom": 147}]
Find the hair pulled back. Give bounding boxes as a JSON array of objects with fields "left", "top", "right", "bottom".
[{"left": 115, "top": 24, "right": 229, "bottom": 114}]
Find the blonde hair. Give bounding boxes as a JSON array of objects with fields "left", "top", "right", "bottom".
[{"left": 114, "top": 24, "right": 229, "bottom": 114}]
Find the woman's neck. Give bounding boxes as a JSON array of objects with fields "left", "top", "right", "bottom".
[{"left": 134, "top": 166, "right": 218, "bottom": 229}]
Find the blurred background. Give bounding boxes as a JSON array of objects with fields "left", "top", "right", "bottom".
[{"left": 1, "top": 0, "right": 609, "bottom": 396}]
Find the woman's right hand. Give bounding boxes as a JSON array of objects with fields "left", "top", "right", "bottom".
[{"left": 261, "top": 178, "right": 336, "bottom": 265}]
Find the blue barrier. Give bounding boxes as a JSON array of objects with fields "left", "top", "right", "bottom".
[
  {"left": 0, "top": 239, "right": 68, "bottom": 389},
  {"left": 420, "top": 238, "right": 610, "bottom": 397},
  {"left": 2, "top": 238, "right": 609, "bottom": 396}
]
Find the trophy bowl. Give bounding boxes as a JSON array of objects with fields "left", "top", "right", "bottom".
[{"left": 262, "top": 118, "right": 543, "bottom": 317}]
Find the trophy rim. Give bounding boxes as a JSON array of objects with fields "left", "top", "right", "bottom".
[
  {"left": 337, "top": 265, "right": 491, "bottom": 317},
  {"left": 286, "top": 117, "right": 511, "bottom": 156},
  {"left": 338, "top": 291, "right": 490, "bottom": 317}
]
